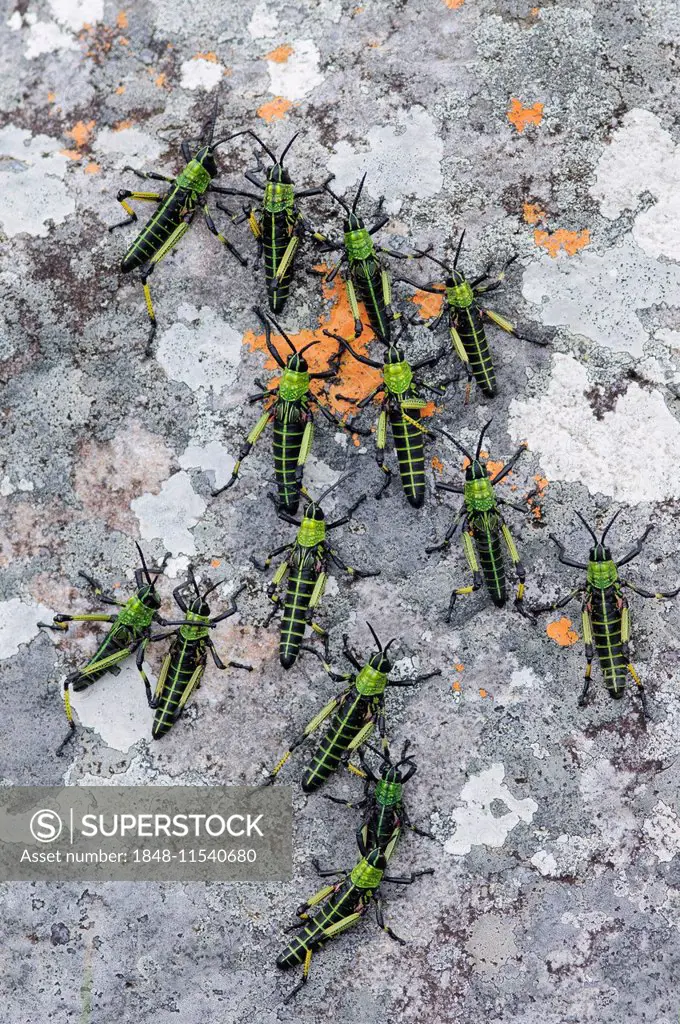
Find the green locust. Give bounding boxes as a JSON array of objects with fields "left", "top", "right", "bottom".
[
  {"left": 314, "top": 174, "right": 429, "bottom": 342},
  {"left": 428, "top": 420, "right": 534, "bottom": 620},
  {"left": 213, "top": 306, "right": 346, "bottom": 515},
  {"left": 141, "top": 567, "right": 252, "bottom": 739},
  {"left": 396, "top": 230, "right": 548, "bottom": 401},
  {"left": 253, "top": 477, "right": 379, "bottom": 669},
  {"left": 39, "top": 544, "right": 174, "bottom": 754},
  {"left": 277, "top": 843, "right": 433, "bottom": 1003},
  {"left": 326, "top": 740, "right": 435, "bottom": 859},
  {"left": 260, "top": 624, "right": 440, "bottom": 790},
  {"left": 109, "top": 99, "right": 247, "bottom": 353},
  {"left": 324, "top": 328, "right": 450, "bottom": 507},
  {"left": 214, "top": 130, "right": 332, "bottom": 313},
  {"left": 529, "top": 511, "right": 680, "bottom": 714}
]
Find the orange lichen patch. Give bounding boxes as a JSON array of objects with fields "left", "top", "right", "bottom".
[
  {"left": 410, "top": 287, "right": 443, "bottom": 320},
  {"left": 444, "top": 0, "right": 465, "bottom": 7},
  {"left": 546, "top": 617, "right": 579, "bottom": 647},
  {"left": 66, "top": 119, "right": 96, "bottom": 150},
  {"left": 455, "top": 662, "right": 464, "bottom": 672},
  {"left": 118, "top": 37, "right": 129, "bottom": 45},
  {"left": 47, "top": 91, "right": 56, "bottom": 103},
  {"left": 266, "top": 44, "right": 294, "bottom": 63},
  {"left": 479, "top": 688, "right": 492, "bottom": 699},
  {"left": 420, "top": 401, "right": 437, "bottom": 420},
  {"left": 431, "top": 456, "right": 444, "bottom": 474},
  {"left": 114, "top": 119, "right": 135, "bottom": 131},
  {"left": 84, "top": 161, "right": 101, "bottom": 174},
  {"left": 531, "top": 6, "right": 540, "bottom": 13},
  {"left": 523, "top": 202, "right": 546, "bottom": 226},
  {"left": 534, "top": 228, "right": 590, "bottom": 258},
  {"left": 528, "top": 473, "right": 548, "bottom": 519},
  {"left": 452, "top": 680, "right": 462, "bottom": 692},
  {"left": 115, "top": 84, "right": 126, "bottom": 94},
  {"left": 60, "top": 149, "right": 82, "bottom": 161},
  {"left": 243, "top": 270, "right": 382, "bottom": 417},
  {"left": 257, "top": 97, "right": 293, "bottom": 123},
  {"left": 485, "top": 459, "right": 504, "bottom": 479},
  {"left": 507, "top": 98, "right": 544, "bottom": 133},
  {"left": 116, "top": 11, "right": 128, "bottom": 28},
  {"left": 155, "top": 73, "right": 167, "bottom": 87},
  {"left": 352, "top": 433, "right": 362, "bottom": 447},
  {"left": 211, "top": 558, "right": 221, "bottom": 568},
  {"left": 195, "top": 50, "right": 218, "bottom": 62}
]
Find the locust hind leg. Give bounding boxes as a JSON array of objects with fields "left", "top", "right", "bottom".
[
  {"left": 446, "top": 528, "right": 483, "bottom": 622},
  {"left": 202, "top": 202, "right": 248, "bottom": 267},
  {"left": 55, "top": 673, "right": 79, "bottom": 756},
  {"left": 374, "top": 407, "right": 393, "bottom": 500},
  {"left": 500, "top": 520, "right": 533, "bottom": 620},
  {"left": 578, "top": 601, "right": 595, "bottom": 707},
  {"left": 619, "top": 594, "right": 649, "bottom": 718},
  {"left": 109, "top": 191, "right": 162, "bottom": 231}
]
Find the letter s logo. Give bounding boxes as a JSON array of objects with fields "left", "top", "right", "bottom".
[{"left": 30, "top": 809, "right": 63, "bottom": 843}]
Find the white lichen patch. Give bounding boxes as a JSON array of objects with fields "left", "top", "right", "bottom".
[
  {"left": 156, "top": 306, "right": 243, "bottom": 394},
  {"left": 48, "top": 0, "right": 103, "bottom": 31},
  {"left": 522, "top": 235, "right": 680, "bottom": 357},
  {"left": 590, "top": 109, "right": 680, "bottom": 262},
  {"left": 92, "top": 127, "right": 164, "bottom": 170},
  {"left": 248, "top": 3, "right": 277, "bottom": 38},
  {"left": 69, "top": 660, "right": 155, "bottom": 752},
  {"left": 327, "top": 107, "right": 443, "bottom": 214},
  {"left": 531, "top": 834, "right": 595, "bottom": 877},
  {"left": 0, "top": 126, "right": 75, "bottom": 238},
  {"left": 131, "top": 471, "right": 207, "bottom": 557},
  {"left": 179, "top": 57, "right": 224, "bottom": 91},
  {"left": 642, "top": 801, "right": 680, "bottom": 863},
  {"left": 266, "top": 40, "right": 324, "bottom": 101},
  {"left": 444, "top": 763, "right": 538, "bottom": 856},
  {"left": 179, "top": 441, "right": 236, "bottom": 491},
  {"left": 24, "top": 19, "right": 77, "bottom": 59},
  {"left": 508, "top": 353, "right": 680, "bottom": 503},
  {"left": 0, "top": 598, "right": 54, "bottom": 660}
]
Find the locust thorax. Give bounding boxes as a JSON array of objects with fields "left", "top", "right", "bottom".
[
  {"left": 176, "top": 150, "right": 214, "bottom": 194},
  {"left": 279, "top": 359, "right": 310, "bottom": 401},
  {"left": 297, "top": 503, "right": 326, "bottom": 548},
  {"left": 350, "top": 848, "right": 386, "bottom": 889},
  {"left": 464, "top": 461, "right": 496, "bottom": 513},
  {"left": 383, "top": 349, "right": 413, "bottom": 395},
  {"left": 180, "top": 602, "right": 211, "bottom": 641},
  {"left": 119, "top": 590, "right": 158, "bottom": 627},
  {"left": 587, "top": 554, "right": 619, "bottom": 590},
  {"left": 343, "top": 213, "right": 375, "bottom": 261},
  {"left": 355, "top": 662, "right": 388, "bottom": 696},
  {"left": 264, "top": 177, "right": 295, "bottom": 214},
  {"left": 375, "top": 778, "right": 403, "bottom": 807},
  {"left": 445, "top": 270, "right": 474, "bottom": 309}
]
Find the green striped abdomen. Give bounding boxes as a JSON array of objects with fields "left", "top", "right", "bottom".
[
  {"left": 152, "top": 637, "right": 205, "bottom": 738},
  {"left": 364, "top": 805, "right": 401, "bottom": 855},
  {"left": 121, "top": 188, "right": 191, "bottom": 272},
  {"left": 390, "top": 405, "right": 425, "bottom": 508},
  {"left": 455, "top": 306, "right": 497, "bottom": 397},
  {"left": 273, "top": 408, "right": 306, "bottom": 514},
  {"left": 280, "top": 552, "right": 317, "bottom": 669},
  {"left": 73, "top": 622, "right": 138, "bottom": 691},
  {"left": 277, "top": 884, "right": 363, "bottom": 968},
  {"left": 302, "top": 693, "right": 372, "bottom": 792},
  {"left": 353, "top": 258, "right": 390, "bottom": 341},
  {"left": 590, "top": 587, "right": 627, "bottom": 698},
  {"left": 472, "top": 522, "right": 506, "bottom": 606},
  {"left": 264, "top": 208, "right": 296, "bottom": 313}
]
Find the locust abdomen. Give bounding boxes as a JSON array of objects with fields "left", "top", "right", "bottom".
[
  {"left": 121, "top": 189, "right": 189, "bottom": 273},
  {"left": 273, "top": 411, "right": 306, "bottom": 514},
  {"left": 390, "top": 406, "right": 426, "bottom": 508},
  {"left": 152, "top": 638, "right": 203, "bottom": 738},
  {"left": 302, "top": 694, "right": 369, "bottom": 792},
  {"left": 591, "top": 587, "right": 627, "bottom": 699},
  {"left": 280, "top": 554, "right": 316, "bottom": 669},
  {"left": 474, "top": 525, "right": 507, "bottom": 606},
  {"left": 354, "top": 259, "right": 390, "bottom": 341},
  {"left": 456, "top": 306, "right": 497, "bottom": 398},
  {"left": 277, "top": 886, "right": 357, "bottom": 968},
  {"left": 72, "top": 625, "right": 135, "bottom": 691},
  {"left": 264, "top": 209, "right": 296, "bottom": 313}
]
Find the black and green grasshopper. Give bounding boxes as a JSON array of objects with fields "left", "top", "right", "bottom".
[
  {"left": 326, "top": 741, "right": 434, "bottom": 858},
  {"left": 529, "top": 512, "right": 680, "bottom": 714},
  {"left": 109, "top": 99, "right": 247, "bottom": 353},
  {"left": 213, "top": 307, "right": 346, "bottom": 514},
  {"left": 313, "top": 174, "right": 428, "bottom": 342},
  {"left": 39, "top": 545, "right": 173, "bottom": 754},
  {"left": 214, "top": 131, "right": 332, "bottom": 313},
  {"left": 253, "top": 478, "right": 379, "bottom": 670},
  {"left": 140, "top": 568, "right": 252, "bottom": 739},
  {"left": 428, "top": 420, "right": 534, "bottom": 620},
  {"left": 324, "top": 328, "right": 449, "bottom": 508},
  {"left": 396, "top": 231, "right": 547, "bottom": 400},
  {"left": 278, "top": 844, "right": 433, "bottom": 1003},
  {"left": 261, "top": 625, "right": 440, "bottom": 791}
]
